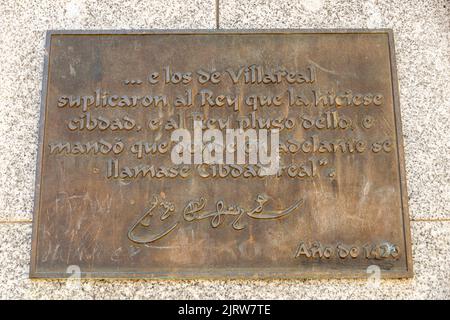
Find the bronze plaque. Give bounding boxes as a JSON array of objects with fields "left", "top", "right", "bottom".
[{"left": 31, "top": 30, "right": 412, "bottom": 279}]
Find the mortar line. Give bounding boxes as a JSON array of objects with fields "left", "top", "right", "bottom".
[
  {"left": 216, "top": 0, "right": 220, "bottom": 29},
  {"left": 0, "top": 220, "right": 33, "bottom": 224},
  {"left": 411, "top": 218, "right": 450, "bottom": 222}
]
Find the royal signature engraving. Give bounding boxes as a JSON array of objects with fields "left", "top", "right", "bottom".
[
  {"left": 294, "top": 241, "right": 401, "bottom": 260},
  {"left": 128, "top": 194, "right": 304, "bottom": 244}
]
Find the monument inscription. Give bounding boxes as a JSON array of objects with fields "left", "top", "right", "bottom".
[{"left": 30, "top": 30, "right": 412, "bottom": 278}]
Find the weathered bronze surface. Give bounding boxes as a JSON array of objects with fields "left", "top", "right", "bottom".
[{"left": 30, "top": 30, "right": 412, "bottom": 279}]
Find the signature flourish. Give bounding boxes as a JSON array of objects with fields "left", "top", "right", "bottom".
[{"left": 128, "top": 194, "right": 304, "bottom": 244}]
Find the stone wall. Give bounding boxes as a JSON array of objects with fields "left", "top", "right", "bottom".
[{"left": 0, "top": 0, "right": 448, "bottom": 299}]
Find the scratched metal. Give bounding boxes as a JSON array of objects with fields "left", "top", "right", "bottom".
[{"left": 30, "top": 30, "right": 412, "bottom": 279}]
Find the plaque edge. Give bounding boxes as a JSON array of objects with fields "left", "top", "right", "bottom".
[
  {"left": 29, "top": 31, "right": 52, "bottom": 279},
  {"left": 29, "top": 269, "right": 412, "bottom": 280}
]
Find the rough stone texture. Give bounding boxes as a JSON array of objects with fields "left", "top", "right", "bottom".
[
  {"left": 0, "top": 0, "right": 215, "bottom": 222},
  {"left": 219, "top": 0, "right": 450, "bottom": 220},
  {"left": 0, "top": 221, "right": 449, "bottom": 299},
  {"left": 0, "top": 0, "right": 449, "bottom": 299}
]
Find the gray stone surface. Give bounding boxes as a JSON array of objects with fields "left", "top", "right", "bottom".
[
  {"left": 0, "top": 0, "right": 215, "bottom": 221},
  {"left": 0, "top": 221, "right": 449, "bottom": 299},
  {"left": 219, "top": 0, "right": 450, "bottom": 220}
]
